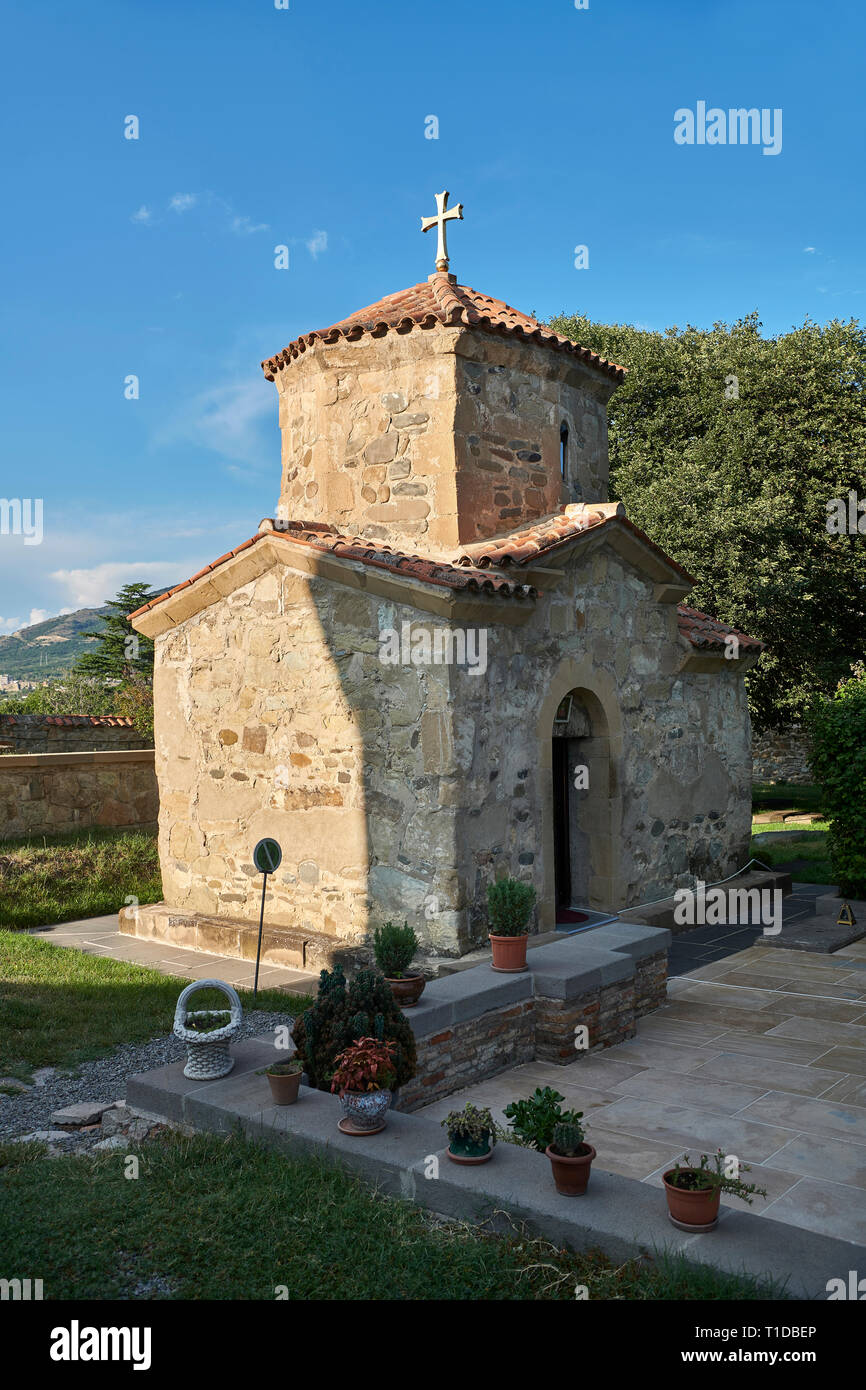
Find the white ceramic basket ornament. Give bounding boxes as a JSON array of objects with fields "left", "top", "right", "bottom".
[{"left": 173, "top": 979, "right": 243, "bottom": 1080}]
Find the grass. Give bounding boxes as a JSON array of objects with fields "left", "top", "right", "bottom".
[
  {"left": 0, "top": 930, "right": 310, "bottom": 1078},
  {"left": 0, "top": 825, "right": 161, "bottom": 930},
  {"left": 0, "top": 1130, "right": 786, "bottom": 1301},
  {"left": 752, "top": 782, "right": 824, "bottom": 812}
]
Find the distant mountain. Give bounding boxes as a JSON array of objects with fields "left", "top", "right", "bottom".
[{"left": 0, "top": 607, "right": 109, "bottom": 681}]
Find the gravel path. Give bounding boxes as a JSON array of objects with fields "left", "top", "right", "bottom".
[{"left": 0, "top": 1011, "right": 296, "bottom": 1143}]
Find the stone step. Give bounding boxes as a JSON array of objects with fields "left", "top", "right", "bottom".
[{"left": 125, "top": 1049, "right": 855, "bottom": 1300}]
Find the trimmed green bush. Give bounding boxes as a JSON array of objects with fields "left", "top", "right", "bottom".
[
  {"left": 808, "top": 665, "right": 866, "bottom": 897},
  {"left": 291, "top": 964, "right": 417, "bottom": 1092},
  {"left": 372, "top": 920, "right": 419, "bottom": 978},
  {"left": 487, "top": 877, "right": 536, "bottom": 937}
]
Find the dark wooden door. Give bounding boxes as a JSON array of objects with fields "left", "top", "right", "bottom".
[{"left": 552, "top": 737, "right": 571, "bottom": 907}]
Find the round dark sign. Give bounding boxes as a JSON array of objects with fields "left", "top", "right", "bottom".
[{"left": 253, "top": 837, "right": 283, "bottom": 875}]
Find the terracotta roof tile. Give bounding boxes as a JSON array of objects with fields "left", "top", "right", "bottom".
[
  {"left": 129, "top": 524, "right": 537, "bottom": 620},
  {"left": 128, "top": 513, "right": 763, "bottom": 659},
  {"left": 676, "top": 606, "right": 764, "bottom": 655},
  {"left": 0, "top": 714, "right": 135, "bottom": 727},
  {"left": 262, "top": 275, "right": 626, "bottom": 383}
]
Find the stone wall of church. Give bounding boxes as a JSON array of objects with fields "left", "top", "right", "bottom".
[
  {"left": 439, "top": 544, "right": 754, "bottom": 945},
  {"left": 453, "top": 334, "right": 614, "bottom": 539},
  {"left": 272, "top": 325, "right": 461, "bottom": 551},
  {"left": 150, "top": 563, "right": 465, "bottom": 950},
  {"left": 149, "top": 544, "right": 753, "bottom": 958},
  {"left": 270, "top": 326, "right": 614, "bottom": 555}
]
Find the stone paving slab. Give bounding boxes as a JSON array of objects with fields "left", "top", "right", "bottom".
[{"left": 28, "top": 915, "right": 317, "bottom": 995}]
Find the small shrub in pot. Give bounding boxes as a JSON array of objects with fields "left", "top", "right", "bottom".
[
  {"left": 663, "top": 1150, "right": 767, "bottom": 1229},
  {"left": 442, "top": 1103, "right": 497, "bottom": 1164},
  {"left": 487, "top": 877, "right": 536, "bottom": 972},
  {"left": 330, "top": 1036, "right": 397, "bottom": 1134},
  {"left": 373, "top": 921, "right": 425, "bottom": 1007}
]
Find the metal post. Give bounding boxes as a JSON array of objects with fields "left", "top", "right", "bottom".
[{"left": 253, "top": 872, "right": 268, "bottom": 1002}]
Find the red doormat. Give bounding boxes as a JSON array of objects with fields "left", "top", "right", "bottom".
[{"left": 556, "top": 908, "right": 590, "bottom": 924}]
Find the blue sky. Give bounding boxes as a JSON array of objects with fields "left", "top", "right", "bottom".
[{"left": 1, "top": 0, "right": 863, "bottom": 632}]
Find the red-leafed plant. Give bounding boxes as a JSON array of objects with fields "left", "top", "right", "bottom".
[{"left": 330, "top": 1037, "right": 397, "bottom": 1095}]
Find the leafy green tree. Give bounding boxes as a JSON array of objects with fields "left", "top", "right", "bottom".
[
  {"left": 808, "top": 664, "right": 866, "bottom": 896},
  {"left": 75, "top": 582, "right": 158, "bottom": 682},
  {"left": 548, "top": 310, "right": 866, "bottom": 729},
  {"left": 0, "top": 672, "right": 116, "bottom": 717}
]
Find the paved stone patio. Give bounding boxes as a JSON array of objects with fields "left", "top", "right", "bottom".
[
  {"left": 418, "top": 936, "right": 866, "bottom": 1246},
  {"left": 28, "top": 915, "right": 317, "bottom": 997}
]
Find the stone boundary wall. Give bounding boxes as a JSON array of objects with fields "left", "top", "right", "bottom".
[
  {"left": 0, "top": 714, "right": 148, "bottom": 755},
  {"left": 394, "top": 927, "right": 670, "bottom": 1113},
  {"left": 752, "top": 724, "right": 813, "bottom": 785},
  {"left": 398, "top": 1000, "right": 535, "bottom": 1111},
  {"left": 534, "top": 951, "right": 667, "bottom": 1063},
  {"left": 0, "top": 749, "right": 158, "bottom": 838}
]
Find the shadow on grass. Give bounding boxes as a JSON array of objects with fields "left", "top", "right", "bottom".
[{"left": 0, "top": 930, "right": 311, "bottom": 1076}]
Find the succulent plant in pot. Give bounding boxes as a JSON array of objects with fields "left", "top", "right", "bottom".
[
  {"left": 487, "top": 877, "right": 536, "bottom": 972},
  {"left": 662, "top": 1150, "right": 767, "bottom": 1230},
  {"left": 258, "top": 1059, "right": 303, "bottom": 1106},
  {"left": 330, "top": 1036, "right": 397, "bottom": 1134},
  {"left": 442, "top": 1103, "right": 497, "bottom": 1164},
  {"left": 546, "top": 1116, "right": 596, "bottom": 1195},
  {"left": 502, "top": 1086, "right": 576, "bottom": 1153},
  {"left": 373, "top": 920, "right": 425, "bottom": 1007}
]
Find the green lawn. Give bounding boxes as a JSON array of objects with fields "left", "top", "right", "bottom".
[
  {"left": 0, "top": 1130, "right": 785, "bottom": 1301},
  {"left": 0, "top": 930, "right": 310, "bottom": 1078},
  {"left": 0, "top": 825, "right": 161, "bottom": 930}
]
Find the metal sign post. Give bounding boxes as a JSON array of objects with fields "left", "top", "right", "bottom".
[{"left": 252, "top": 837, "right": 283, "bottom": 1001}]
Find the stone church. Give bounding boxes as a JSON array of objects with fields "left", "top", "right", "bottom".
[{"left": 124, "top": 194, "right": 762, "bottom": 965}]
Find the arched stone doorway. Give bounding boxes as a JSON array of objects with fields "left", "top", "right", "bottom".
[{"left": 537, "top": 664, "right": 624, "bottom": 932}]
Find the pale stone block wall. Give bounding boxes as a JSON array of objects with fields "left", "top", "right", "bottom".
[
  {"left": 453, "top": 335, "right": 614, "bottom": 538},
  {"left": 272, "top": 327, "right": 460, "bottom": 551},
  {"left": 271, "top": 326, "right": 616, "bottom": 554},
  {"left": 0, "top": 750, "right": 157, "bottom": 838},
  {"left": 150, "top": 542, "right": 752, "bottom": 956}
]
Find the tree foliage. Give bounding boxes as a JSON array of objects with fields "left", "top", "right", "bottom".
[
  {"left": 75, "top": 582, "right": 157, "bottom": 682},
  {"left": 549, "top": 310, "right": 866, "bottom": 728},
  {"left": 807, "top": 665, "right": 866, "bottom": 897}
]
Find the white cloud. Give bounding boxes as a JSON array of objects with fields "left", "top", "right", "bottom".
[
  {"left": 153, "top": 374, "right": 275, "bottom": 466},
  {"left": 131, "top": 205, "right": 153, "bottom": 224},
  {"left": 803, "top": 246, "right": 817, "bottom": 254},
  {"left": 170, "top": 193, "right": 197, "bottom": 213},
  {"left": 0, "top": 615, "right": 22, "bottom": 634},
  {"left": 306, "top": 229, "right": 328, "bottom": 259},
  {"left": 49, "top": 562, "right": 176, "bottom": 610},
  {"left": 231, "top": 214, "right": 269, "bottom": 236}
]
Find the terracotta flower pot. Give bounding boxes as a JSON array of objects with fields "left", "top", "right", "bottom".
[
  {"left": 385, "top": 973, "right": 426, "bottom": 1008},
  {"left": 545, "top": 1143, "right": 596, "bottom": 1195},
  {"left": 266, "top": 1068, "right": 302, "bottom": 1106},
  {"left": 489, "top": 933, "right": 529, "bottom": 973},
  {"left": 662, "top": 1170, "right": 721, "bottom": 1229}
]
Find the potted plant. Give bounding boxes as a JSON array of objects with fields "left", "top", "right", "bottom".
[
  {"left": 373, "top": 920, "right": 426, "bottom": 1007},
  {"left": 292, "top": 965, "right": 417, "bottom": 1095},
  {"left": 260, "top": 1059, "right": 303, "bottom": 1106},
  {"left": 662, "top": 1150, "right": 768, "bottom": 1231},
  {"left": 442, "top": 1103, "right": 497, "bottom": 1164},
  {"left": 487, "top": 877, "right": 536, "bottom": 972},
  {"left": 172, "top": 979, "right": 243, "bottom": 1080},
  {"left": 330, "top": 1036, "right": 397, "bottom": 1135},
  {"left": 503, "top": 1086, "right": 580, "bottom": 1153},
  {"left": 546, "top": 1116, "right": 596, "bottom": 1195}
]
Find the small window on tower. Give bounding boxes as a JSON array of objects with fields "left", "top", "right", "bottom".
[{"left": 560, "top": 421, "right": 569, "bottom": 480}]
